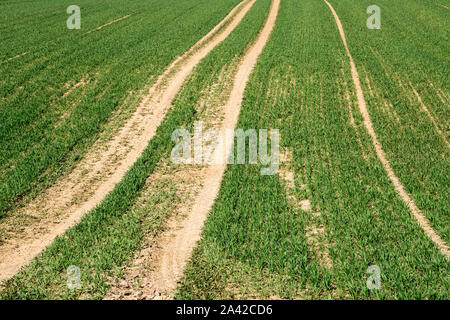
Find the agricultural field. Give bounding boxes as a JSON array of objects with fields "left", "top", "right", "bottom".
[{"left": 0, "top": 0, "right": 448, "bottom": 302}]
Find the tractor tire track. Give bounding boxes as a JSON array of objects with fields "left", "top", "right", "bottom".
[
  {"left": 410, "top": 86, "right": 449, "bottom": 148},
  {"left": 85, "top": 14, "right": 133, "bottom": 34}
]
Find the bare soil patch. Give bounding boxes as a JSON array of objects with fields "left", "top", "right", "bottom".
[
  {"left": 2, "top": 52, "right": 28, "bottom": 64},
  {"left": 410, "top": 86, "right": 449, "bottom": 148}
]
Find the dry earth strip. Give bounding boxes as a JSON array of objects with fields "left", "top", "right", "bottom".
[{"left": 105, "top": 0, "right": 280, "bottom": 300}]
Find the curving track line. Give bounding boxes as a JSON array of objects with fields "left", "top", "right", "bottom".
[{"left": 85, "top": 14, "right": 133, "bottom": 34}]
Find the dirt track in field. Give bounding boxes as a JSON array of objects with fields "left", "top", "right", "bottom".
[
  {"left": 0, "top": 0, "right": 253, "bottom": 284},
  {"left": 105, "top": 0, "right": 280, "bottom": 300},
  {"left": 324, "top": 0, "right": 449, "bottom": 258}
]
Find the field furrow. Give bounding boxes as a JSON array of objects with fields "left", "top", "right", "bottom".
[{"left": 0, "top": 0, "right": 274, "bottom": 299}]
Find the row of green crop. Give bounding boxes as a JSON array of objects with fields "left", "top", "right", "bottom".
[
  {"left": 327, "top": 0, "right": 449, "bottom": 243},
  {"left": 0, "top": 0, "right": 241, "bottom": 217},
  {"left": 0, "top": 0, "right": 272, "bottom": 299},
  {"left": 0, "top": 0, "right": 190, "bottom": 60},
  {"left": 177, "top": 0, "right": 449, "bottom": 299}
]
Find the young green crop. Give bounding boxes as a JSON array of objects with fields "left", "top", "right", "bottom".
[
  {"left": 0, "top": 0, "right": 271, "bottom": 299},
  {"left": 326, "top": 0, "right": 449, "bottom": 243},
  {"left": 177, "top": 0, "right": 449, "bottom": 299},
  {"left": 0, "top": 0, "right": 240, "bottom": 217}
]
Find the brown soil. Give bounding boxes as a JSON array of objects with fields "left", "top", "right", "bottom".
[
  {"left": 62, "top": 79, "right": 88, "bottom": 98},
  {"left": 2, "top": 52, "right": 28, "bottom": 64}
]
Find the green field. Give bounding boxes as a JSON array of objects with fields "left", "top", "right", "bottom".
[
  {"left": 0, "top": 0, "right": 448, "bottom": 300},
  {"left": 0, "top": 0, "right": 240, "bottom": 217},
  {"left": 176, "top": 0, "right": 449, "bottom": 300}
]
